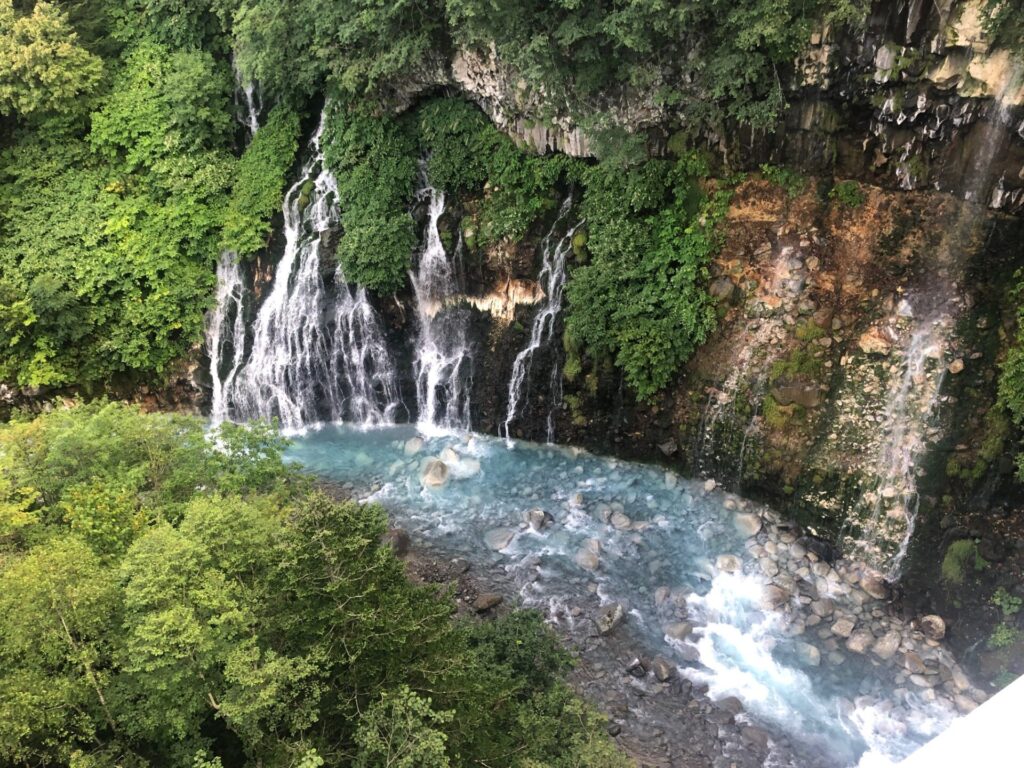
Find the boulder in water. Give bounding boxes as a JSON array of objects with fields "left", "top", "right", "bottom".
[
  {"left": 794, "top": 641, "right": 821, "bottom": 667},
  {"left": 574, "top": 548, "right": 600, "bottom": 571},
  {"left": 404, "top": 436, "right": 424, "bottom": 456},
  {"left": 664, "top": 622, "right": 693, "bottom": 641},
  {"left": 651, "top": 656, "right": 676, "bottom": 682},
  {"left": 831, "top": 617, "right": 856, "bottom": 638},
  {"left": 484, "top": 527, "right": 516, "bottom": 551},
  {"left": 526, "top": 508, "right": 553, "bottom": 531},
  {"left": 733, "top": 512, "right": 763, "bottom": 537},
  {"left": 595, "top": 602, "right": 626, "bottom": 635},
  {"left": 610, "top": 511, "right": 632, "bottom": 530},
  {"left": 421, "top": 459, "right": 449, "bottom": 488},
  {"left": 871, "top": 630, "right": 902, "bottom": 661},
  {"left": 859, "top": 569, "right": 890, "bottom": 600},
  {"left": 715, "top": 554, "right": 743, "bottom": 573},
  {"left": 761, "top": 585, "right": 789, "bottom": 609}
]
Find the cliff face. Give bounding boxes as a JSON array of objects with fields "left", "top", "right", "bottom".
[{"left": 396, "top": 0, "right": 1024, "bottom": 214}]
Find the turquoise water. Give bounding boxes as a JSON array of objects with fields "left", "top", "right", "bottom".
[{"left": 286, "top": 425, "right": 955, "bottom": 767}]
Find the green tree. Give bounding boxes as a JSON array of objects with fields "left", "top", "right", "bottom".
[{"left": 0, "top": 0, "right": 102, "bottom": 117}]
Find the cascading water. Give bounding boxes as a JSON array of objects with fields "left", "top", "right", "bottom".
[
  {"left": 502, "top": 195, "right": 578, "bottom": 442},
  {"left": 231, "top": 56, "right": 261, "bottom": 138},
  {"left": 847, "top": 69, "right": 1021, "bottom": 578},
  {"left": 222, "top": 114, "right": 401, "bottom": 430},
  {"left": 206, "top": 252, "right": 248, "bottom": 425},
  {"left": 693, "top": 243, "right": 810, "bottom": 486},
  {"left": 411, "top": 180, "right": 473, "bottom": 432},
  {"left": 328, "top": 277, "right": 403, "bottom": 426}
]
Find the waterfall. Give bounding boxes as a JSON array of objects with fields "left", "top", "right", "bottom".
[
  {"left": 223, "top": 114, "right": 401, "bottom": 430},
  {"left": 411, "top": 181, "right": 473, "bottom": 432},
  {"left": 692, "top": 244, "right": 807, "bottom": 485},
  {"left": 328, "top": 278, "right": 403, "bottom": 426},
  {"left": 502, "top": 195, "right": 577, "bottom": 442},
  {"left": 206, "top": 252, "right": 247, "bottom": 425},
  {"left": 847, "top": 69, "right": 1021, "bottom": 578},
  {"left": 231, "top": 56, "right": 261, "bottom": 138}
]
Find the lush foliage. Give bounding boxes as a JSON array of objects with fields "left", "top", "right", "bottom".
[
  {"left": 980, "top": 0, "right": 1024, "bottom": 52},
  {"left": 0, "top": 36, "right": 239, "bottom": 388},
  {"left": 565, "top": 155, "right": 724, "bottom": 400},
  {"left": 221, "top": 105, "right": 301, "bottom": 256},
  {"left": 0, "top": 0, "right": 103, "bottom": 116},
  {"left": 322, "top": 104, "right": 419, "bottom": 292},
  {"left": 0, "top": 403, "right": 626, "bottom": 767}
]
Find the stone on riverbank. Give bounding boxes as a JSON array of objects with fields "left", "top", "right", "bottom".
[{"left": 596, "top": 602, "right": 626, "bottom": 635}]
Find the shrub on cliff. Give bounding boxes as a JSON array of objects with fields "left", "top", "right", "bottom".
[{"left": 565, "top": 155, "right": 725, "bottom": 401}]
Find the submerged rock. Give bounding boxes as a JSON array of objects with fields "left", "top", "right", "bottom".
[
  {"left": 484, "top": 527, "right": 516, "bottom": 551},
  {"left": 715, "top": 554, "right": 743, "bottom": 573},
  {"left": 794, "top": 641, "right": 821, "bottom": 666},
  {"left": 404, "top": 436, "right": 424, "bottom": 455},
  {"left": 734, "top": 512, "right": 763, "bottom": 537},
  {"left": 664, "top": 621, "right": 693, "bottom": 641}
]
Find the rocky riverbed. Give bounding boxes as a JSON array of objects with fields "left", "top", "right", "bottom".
[{"left": 294, "top": 425, "right": 983, "bottom": 767}]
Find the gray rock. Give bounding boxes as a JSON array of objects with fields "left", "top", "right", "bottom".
[
  {"left": 575, "top": 548, "right": 600, "bottom": 571},
  {"left": 651, "top": 656, "right": 676, "bottom": 682},
  {"left": 403, "top": 436, "right": 424, "bottom": 455},
  {"left": 473, "top": 593, "right": 503, "bottom": 612},
  {"left": 596, "top": 602, "right": 626, "bottom": 635},
  {"left": 831, "top": 617, "right": 856, "bottom": 638},
  {"left": 846, "top": 629, "right": 874, "bottom": 654},
  {"left": 421, "top": 458, "right": 449, "bottom": 487},
  {"left": 709, "top": 276, "right": 739, "bottom": 303},
  {"left": 871, "top": 630, "right": 902, "bottom": 661},
  {"left": 381, "top": 528, "right": 411, "bottom": 558},
  {"left": 903, "top": 651, "right": 927, "bottom": 674},
  {"left": 526, "top": 508, "right": 553, "bottom": 531},
  {"left": 664, "top": 622, "right": 693, "bottom": 641},
  {"left": 484, "top": 527, "right": 516, "bottom": 551}
]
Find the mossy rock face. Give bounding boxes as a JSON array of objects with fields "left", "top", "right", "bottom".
[
  {"left": 941, "top": 539, "right": 988, "bottom": 584},
  {"left": 462, "top": 221, "right": 477, "bottom": 251}
]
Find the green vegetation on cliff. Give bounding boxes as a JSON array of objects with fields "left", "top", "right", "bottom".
[
  {"left": 0, "top": 402, "right": 626, "bottom": 767},
  {"left": 566, "top": 156, "right": 726, "bottom": 400}
]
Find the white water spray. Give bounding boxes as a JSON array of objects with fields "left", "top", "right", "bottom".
[
  {"left": 411, "top": 181, "right": 473, "bottom": 432},
  {"left": 222, "top": 114, "right": 401, "bottom": 430},
  {"left": 206, "top": 252, "right": 248, "bottom": 425},
  {"left": 231, "top": 56, "right": 261, "bottom": 138},
  {"left": 502, "top": 195, "right": 578, "bottom": 442}
]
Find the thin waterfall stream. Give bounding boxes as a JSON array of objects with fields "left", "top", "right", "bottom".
[
  {"left": 502, "top": 195, "right": 578, "bottom": 443},
  {"left": 411, "top": 178, "right": 474, "bottom": 433}
]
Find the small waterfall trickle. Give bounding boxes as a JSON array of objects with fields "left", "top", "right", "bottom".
[
  {"left": 231, "top": 57, "right": 261, "bottom": 138},
  {"left": 847, "top": 69, "right": 1021, "bottom": 578},
  {"left": 206, "top": 252, "right": 247, "bottom": 425},
  {"left": 223, "top": 114, "right": 401, "bottom": 430},
  {"left": 411, "top": 181, "right": 473, "bottom": 432},
  {"left": 502, "top": 195, "right": 578, "bottom": 442},
  {"left": 693, "top": 244, "right": 808, "bottom": 486}
]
